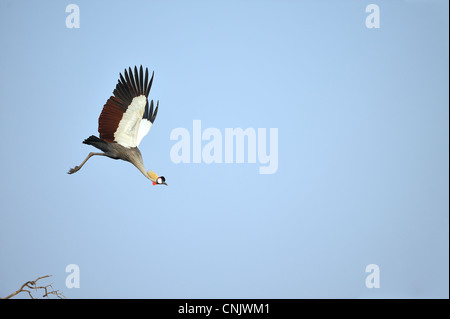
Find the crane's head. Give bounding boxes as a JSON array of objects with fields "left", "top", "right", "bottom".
[{"left": 147, "top": 170, "right": 168, "bottom": 186}]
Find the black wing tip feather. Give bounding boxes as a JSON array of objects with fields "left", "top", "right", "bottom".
[
  {"left": 150, "top": 100, "right": 159, "bottom": 123},
  {"left": 146, "top": 71, "right": 155, "bottom": 97},
  {"left": 116, "top": 65, "right": 153, "bottom": 101},
  {"left": 143, "top": 99, "right": 159, "bottom": 124}
]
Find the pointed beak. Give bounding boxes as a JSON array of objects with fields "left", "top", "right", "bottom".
[{"left": 162, "top": 182, "right": 168, "bottom": 186}]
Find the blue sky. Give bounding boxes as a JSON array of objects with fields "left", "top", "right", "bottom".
[{"left": 0, "top": 0, "right": 448, "bottom": 298}]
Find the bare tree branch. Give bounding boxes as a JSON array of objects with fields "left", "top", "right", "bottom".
[{"left": 1, "top": 275, "right": 66, "bottom": 299}]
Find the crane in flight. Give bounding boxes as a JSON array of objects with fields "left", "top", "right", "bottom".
[{"left": 68, "top": 66, "right": 167, "bottom": 186}]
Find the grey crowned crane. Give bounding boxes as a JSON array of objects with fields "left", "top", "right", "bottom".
[{"left": 68, "top": 66, "right": 167, "bottom": 186}]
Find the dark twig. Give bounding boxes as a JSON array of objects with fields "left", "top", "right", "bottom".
[{"left": 1, "top": 275, "right": 66, "bottom": 299}]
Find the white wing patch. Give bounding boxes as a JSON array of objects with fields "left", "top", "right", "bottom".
[
  {"left": 136, "top": 119, "right": 152, "bottom": 147},
  {"left": 114, "top": 95, "right": 147, "bottom": 148}
]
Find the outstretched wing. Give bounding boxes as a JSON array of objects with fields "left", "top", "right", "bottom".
[{"left": 98, "top": 65, "right": 158, "bottom": 148}]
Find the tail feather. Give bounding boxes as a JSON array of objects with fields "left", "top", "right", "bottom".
[
  {"left": 83, "top": 135, "right": 109, "bottom": 152},
  {"left": 83, "top": 135, "right": 104, "bottom": 145}
]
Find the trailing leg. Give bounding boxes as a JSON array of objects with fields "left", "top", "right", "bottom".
[{"left": 67, "top": 152, "right": 106, "bottom": 174}]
